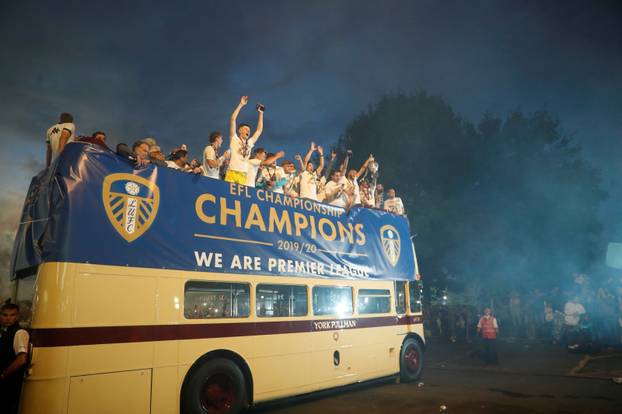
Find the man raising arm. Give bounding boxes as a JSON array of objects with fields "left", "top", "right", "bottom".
[{"left": 225, "top": 96, "right": 264, "bottom": 185}]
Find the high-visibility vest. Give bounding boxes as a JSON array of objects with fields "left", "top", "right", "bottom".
[{"left": 479, "top": 316, "right": 497, "bottom": 339}]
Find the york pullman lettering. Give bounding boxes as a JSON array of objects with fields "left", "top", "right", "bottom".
[
  {"left": 195, "top": 186, "right": 367, "bottom": 246},
  {"left": 312, "top": 319, "right": 358, "bottom": 331}
]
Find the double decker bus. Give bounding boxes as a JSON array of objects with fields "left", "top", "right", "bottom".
[{"left": 10, "top": 142, "right": 425, "bottom": 414}]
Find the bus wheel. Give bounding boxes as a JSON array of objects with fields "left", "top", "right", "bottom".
[
  {"left": 182, "top": 358, "right": 247, "bottom": 414},
  {"left": 400, "top": 338, "right": 423, "bottom": 382}
]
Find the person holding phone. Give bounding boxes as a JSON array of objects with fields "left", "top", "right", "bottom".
[{"left": 225, "top": 96, "right": 264, "bottom": 185}]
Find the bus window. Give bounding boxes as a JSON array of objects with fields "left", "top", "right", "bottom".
[
  {"left": 256, "top": 284, "right": 308, "bottom": 317},
  {"left": 409, "top": 281, "right": 423, "bottom": 313},
  {"left": 184, "top": 281, "right": 250, "bottom": 319},
  {"left": 312, "top": 286, "right": 353, "bottom": 316},
  {"left": 357, "top": 289, "right": 391, "bottom": 314},
  {"left": 395, "top": 281, "right": 407, "bottom": 314}
]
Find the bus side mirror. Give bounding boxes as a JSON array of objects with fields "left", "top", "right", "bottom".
[{"left": 605, "top": 242, "right": 622, "bottom": 269}]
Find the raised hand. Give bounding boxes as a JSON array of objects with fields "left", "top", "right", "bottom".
[
  {"left": 331, "top": 149, "right": 337, "bottom": 160},
  {"left": 276, "top": 150, "right": 285, "bottom": 158},
  {"left": 294, "top": 153, "right": 302, "bottom": 161},
  {"left": 317, "top": 145, "right": 324, "bottom": 155},
  {"left": 240, "top": 96, "right": 249, "bottom": 106},
  {"left": 309, "top": 141, "right": 316, "bottom": 151}
]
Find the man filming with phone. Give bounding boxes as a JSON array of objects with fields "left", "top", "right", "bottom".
[{"left": 225, "top": 96, "right": 264, "bottom": 185}]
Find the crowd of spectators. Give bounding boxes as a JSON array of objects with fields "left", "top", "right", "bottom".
[
  {"left": 426, "top": 273, "right": 622, "bottom": 351},
  {"left": 45, "top": 97, "right": 407, "bottom": 215}
]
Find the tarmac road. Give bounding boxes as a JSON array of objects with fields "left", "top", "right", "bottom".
[{"left": 251, "top": 339, "right": 622, "bottom": 414}]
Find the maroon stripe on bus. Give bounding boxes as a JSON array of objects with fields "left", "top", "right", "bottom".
[{"left": 30, "top": 314, "right": 424, "bottom": 348}]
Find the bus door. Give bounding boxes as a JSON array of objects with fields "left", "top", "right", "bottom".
[{"left": 310, "top": 285, "right": 357, "bottom": 387}]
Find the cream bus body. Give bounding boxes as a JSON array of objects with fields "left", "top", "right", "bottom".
[{"left": 21, "top": 261, "right": 424, "bottom": 414}]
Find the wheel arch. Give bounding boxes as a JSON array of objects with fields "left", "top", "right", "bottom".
[
  {"left": 181, "top": 349, "right": 254, "bottom": 407},
  {"left": 403, "top": 332, "right": 426, "bottom": 352}
]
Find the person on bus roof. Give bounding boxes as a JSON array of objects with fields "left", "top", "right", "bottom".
[
  {"left": 225, "top": 96, "right": 264, "bottom": 185},
  {"left": 46, "top": 112, "right": 75, "bottom": 167}
]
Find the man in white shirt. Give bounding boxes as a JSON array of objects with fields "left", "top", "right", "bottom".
[
  {"left": 46, "top": 112, "right": 75, "bottom": 167},
  {"left": 1, "top": 303, "right": 30, "bottom": 414},
  {"left": 384, "top": 188, "right": 406, "bottom": 215},
  {"left": 225, "top": 96, "right": 264, "bottom": 185},
  {"left": 563, "top": 297, "right": 586, "bottom": 327},
  {"left": 281, "top": 160, "right": 299, "bottom": 197},
  {"left": 247, "top": 148, "right": 284, "bottom": 188},
  {"left": 343, "top": 154, "right": 374, "bottom": 206},
  {"left": 202, "top": 131, "right": 229, "bottom": 179},
  {"left": 324, "top": 170, "right": 353, "bottom": 208},
  {"left": 296, "top": 142, "right": 325, "bottom": 201}
]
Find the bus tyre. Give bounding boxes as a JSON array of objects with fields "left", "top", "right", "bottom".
[
  {"left": 400, "top": 338, "right": 423, "bottom": 382},
  {"left": 181, "top": 358, "right": 247, "bottom": 414}
]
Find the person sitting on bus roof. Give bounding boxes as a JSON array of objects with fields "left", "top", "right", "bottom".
[
  {"left": 202, "top": 131, "right": 229, "bottom": 180},
  {"left": 246, "top": 148, "right": 284, "bottom": 188},
  {"left": 46, "top": 112, "right": 76, "bottom": 167},
  {"left": 116, "top": 140, "right": 151, "bottom": 168},
  {"left": 384, "top": 188, "right": 406, "bottom": 215},
  {"left": 78, "top": 131, "right": 110, "bottom": 150},
  {"left": 166, "top": 149, "right": 201, "bottom": 174},
  {"left": 225, "top": 96, "right": 264, "bottom": 185},
  {"left": 324, "top": 170, "right": 353, "bottom": 208},
  {"left": 148, "top": 145, "right": 168, "bottom": 167},
  {"left": 296, "top": 142, "right": 325, "bottom": 201}
]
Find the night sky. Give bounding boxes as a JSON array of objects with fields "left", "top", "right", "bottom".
[{"left": 1, "top": 0, "right": 621, "bottom": 285}]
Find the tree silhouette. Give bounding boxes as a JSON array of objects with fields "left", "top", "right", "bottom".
[{"left": 339, "top": 91, "right": 607, "bottom": 294}]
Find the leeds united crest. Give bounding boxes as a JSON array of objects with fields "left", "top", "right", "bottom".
[
  {"left": 380, "top": 224, "right": 400, "bottom": 267},
  {"left": 102, "top": 173, "right": 160, "bottom": 242}
]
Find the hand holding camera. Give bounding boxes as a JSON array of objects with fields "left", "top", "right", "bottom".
[{"left": 256, "top": 103, "right": 265, "bottom": 113}]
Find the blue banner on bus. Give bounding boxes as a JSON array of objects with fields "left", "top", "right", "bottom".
[{"left": 11, "top": 143, "right": 417, "bottom": 280}]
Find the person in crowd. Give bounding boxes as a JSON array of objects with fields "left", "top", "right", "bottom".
[
  {"left": 166, "top": 149, "right": 201, "bottom": 173},
  {"left": 247, "top": 148, "right": 284, "bottom": 188},
  {"left": 383, "top": 188, "right": 405, "bottom": 215},
  {"left": 317, "top": 149, "right": 338, "bottom": 202},
  {"left": 375, "top": 183, "right": 385, "bottom": 209},
  {"left": 322, "top": 149, "right": 338, "bottom": 181},
  {"left": 477, "top": 307, "right": 499, "bottom": 365},
  {"left": 46, "top": 112, "right": 76, "bottom": 167},
  {"left": 79, "top": 131, "right": 109, "bottom": 149},
  {"left": 117, "top": 140, "right": 151, "bottom": 168},
  {"left": 202, "top": 131, "right": 230, "bottom": 179},
  {"left": 0, "top": 303, "right": 30, "bottom": 414},
  {"left": 360, "top": 180, "right": 375, "bottom": 208},
  {"left": 225, "top": 96, "right": 264, "bottom": 184},
  {"left": 281, "top": 160, "right": 299, "bottom": 197},
  {"left": 344, "top": 154, "right": 375, "bottom": 206},
  {"left": 148, "top": 145, "right": 167, "bottom": 167},
  {"left": 563, "top": 296, "right": 586, "bottom": 348},
  {"left": 324, "top": 170, "right": 353, "bottom": 208},
  {"left": 297, "top": 142, "right": 325, "bottom": 201},
  {"left": 142, "top": 137, "right": 157, "bottom": 148},
  {"left": 257, "top": 153, "right": 284, "bottom": 191}
]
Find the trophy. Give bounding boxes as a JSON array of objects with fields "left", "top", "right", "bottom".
[{"left": 368, "top": 154, "right": 379, "bottom": 181}]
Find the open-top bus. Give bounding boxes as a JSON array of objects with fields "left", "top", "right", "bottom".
[{"left": 10, "top": 142, "right": 425, "bottom": 414}]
